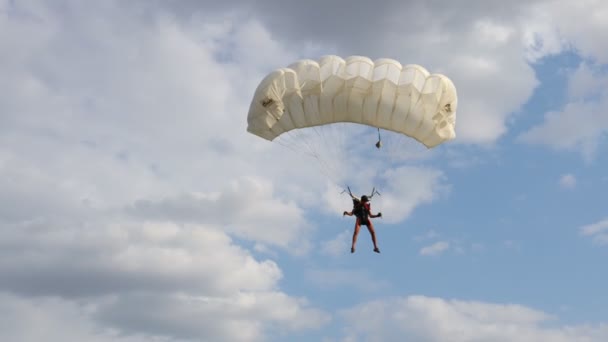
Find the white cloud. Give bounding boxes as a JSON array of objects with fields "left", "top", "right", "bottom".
[
  {"left": 0, "top": 290, "right": 330, "bottom": 342},
  {"left": 579, "top": 218, "right": 608, "bottom": 245},
  {"left": 3, "top": 1, "right": 608, "bottom": 341},
  {"left": 488, "top": 0, "right": 608, "bottom": 152},
  {"left": 95, "top": 291, "right": 330, "bottom": 341},
  {"left": 0, "top": 219, "right": 330, "bottom": 341},
  {"left": 533, "top": 0, "right": 608, "bottom": 64},
  {"left": 339, "top": 295, "right": 608, "bottom": 342},
  {"left": 415, "top": 231, "right": 483, "bottom": 256},
  {"left": 321, "top": 165, "right": 450, "bottom": 225},
  {"left": 0, "top": 221, "right": 279, "bottom": 296},
  {"left": 155, "top": 1, "right": 565, "bottom": 147},
  {"left": 320, "top": 230, "right": 352, "bottom": 257},
  {"left": 518, "top": 62, "right": 608, "bottom": 163},
  {"left": 0, "top": 293, "right": 162, "bottom": 342},
  {"left": 420, "top": 241, "right": 450, "bottom": 256},
  {"left": 559, "top": 173, "right": 577, "bottom": 189},
  {"left": 567, "top": 63, "right": 608, "bottom": 100},
  {"left": 371, "top": 167, "right": 450, "bottom": 224},
  {"left": 518, "top": 96, "right": 608, "bottom": 162},
  {"left": 0, "top": 3, "right": 331, "bottom": 340},
  {"left": 35, "top": 0, "right": 606, "bottom": 153},
  {"left": 127, "top": 177, "right": 311, "bottom": 252}
]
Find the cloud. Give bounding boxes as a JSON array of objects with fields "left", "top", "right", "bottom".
[
  {"left": 0, "top": 293, "right": 159, "bottom": 342},
  {"left": 0, "top": 3, "right": 331, "bottom": 340},
  {"left": 338, "top": 295, "right": 608, "bottom": 342},
  {"left": 3, "top": 1, "right": 608, "bottom": 341},
  {"left": 419, "top": 241, "right": 450, "bottom": 256},
  {"left": 0, "top": 290, "right": 329, "bottom": 342},
  {"left": 151, "top": 0, "right": 554, "bottom": 146},
  {"left": 567, "top": 62, "right": 608, "bottom": 100},
  {"left": 320, "top": 230, "right": 352, "bottom": 257},
  {"left": 127, "top": 177, "right": 311, "bottom": 251},
  {"left": 559, "top": 174, "right": 577, "bottom": 189},
  {"left": 95, "top": 292, "right": 330, "bottom": 341},
  {"left": 518, "top": 62, "right": 608, "bottom": 162},
  {"left": 414, "top": 230, "right": 483, "bottom": 256},
  {"left": 0, "top": 218, "right": 330, "bottom": 341},
  {"left": 372, "top": 167, "right": 450, "bottom": 224},
  {"left": 529, "top": 0, "right": 608, "bottom": 64},
  {"left": 579, "top": 218, "right": 608, "bottom": 245},
  {"left": 321, "top": 166, "right": 450, "bottom": 225},
  {"left": 518, "top": 96, "right": 608, "bottom": 162}
]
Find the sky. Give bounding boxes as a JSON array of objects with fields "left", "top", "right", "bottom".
[{"left": 1, "top": 0, "right": 608, "bottom": 341}]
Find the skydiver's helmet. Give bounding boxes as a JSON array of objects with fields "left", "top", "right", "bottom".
[{"left": 361, "top": 195, "right": 369, "bottom": 203}]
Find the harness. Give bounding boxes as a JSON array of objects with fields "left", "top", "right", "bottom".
[{"left": 353, "top": 200, "right": 371, "bottom": 225}]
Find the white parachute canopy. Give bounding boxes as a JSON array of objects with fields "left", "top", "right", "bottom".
[
  {"left": 247, "top": 55, "right": 457, "bottom": 148},
  {"left": 246, "top": 55, "right": 458, "bottom": 186}
]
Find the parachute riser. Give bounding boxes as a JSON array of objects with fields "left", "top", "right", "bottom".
[{"left": 340, "top": 186, "right": 381, "bottom": 201}]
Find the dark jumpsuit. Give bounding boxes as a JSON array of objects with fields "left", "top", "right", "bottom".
[{"left": 354, "top": 202, "right": 371, "bottom": 226}]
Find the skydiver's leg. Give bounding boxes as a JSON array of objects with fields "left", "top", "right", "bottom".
[
  {"left": 366, "top": 221, "right": 380, "bottom": 253},
  {"left": 351, "top": 219, "right": 361, "bottom": 253}
]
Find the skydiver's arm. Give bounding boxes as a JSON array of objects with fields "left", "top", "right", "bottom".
[
  {"left": 370, "top": 212, "right": 382, "bottom": 218},
  {"left": 343, "top": 211, "right": 353, "bottom": 216}
]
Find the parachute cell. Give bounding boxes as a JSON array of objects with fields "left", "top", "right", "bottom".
[{"left": 247, "top": 55, "right": 458, "bottom": 148}]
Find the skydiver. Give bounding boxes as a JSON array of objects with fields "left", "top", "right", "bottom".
[{"left": 343, "top": 195, "right": 382, "bottom": 253}]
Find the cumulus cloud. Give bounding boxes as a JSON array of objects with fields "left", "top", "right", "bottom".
[
  {"left": 518, "top": 59, "right": 608, "bottom": 162},
  {"left": 0, "top": 289, "right": 329, "bottom": 342},
  {"left": 338, "top": 295, "right": 608, "bottom": 342},
  {"left": 530, "top": 0, "right": 608, "bottom": 64},
  {"left": 147, "top": 1, "right": 557, "bottom": 148},
  {"left": 0, "top": 218, "right": 330, "bottom": 341},
  {"left": 419, "top": 241, "right": 450, "bottom": 256},
  {"left": 0, "top": 2, "right": 331, "bottom": 341},
  {"left": 0, "top": 220, "right": 280, "bottom": 296},
  {"left": 95, "top": 291, "right": 330, "bottom": 341},
  {"left": 370, "top": 166, "right": 450, "bottom": 224},
  {"left": 579, "top": 218, "right": 608, "bottom": 245},
  {"left": 518, "top": 96, "right": 608, "bottom": 162},
  {"left": 321, "top": 165, "right": 450, "bottom": 225},
  {"left": 0, "top": 293, "right": 161, "bottom": 342},
  {"left": 127, "top": 177, "right": 310, "bottom": 251},
  {"left": 320, "top": 230, "right": 352, "bottom": 257},
  {"left": 3, "top": 0, "right": 608, "bottom": 341}
]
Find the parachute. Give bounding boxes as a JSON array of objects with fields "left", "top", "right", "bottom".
[
  {"left": 246, "top": 55, "right": 458, "bottom": 186},
  {"left": 247, "top": 55, "right": 457, "bottom": 148}
]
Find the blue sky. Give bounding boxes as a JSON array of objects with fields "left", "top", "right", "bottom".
[{"left": 1, "top": 1, "right": 608, "bottom": 341}]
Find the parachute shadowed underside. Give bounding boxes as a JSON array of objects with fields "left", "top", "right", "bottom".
[{"left": 247, "top": 55, "right": 458, "bottom": 148}]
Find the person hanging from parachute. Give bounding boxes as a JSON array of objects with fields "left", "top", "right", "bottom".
[
  {"left": 245, "top": 55, "right": 459, "bottom": 254},
  {"left": 342, "top": 187, "right": 382, "bottom": 253}
]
